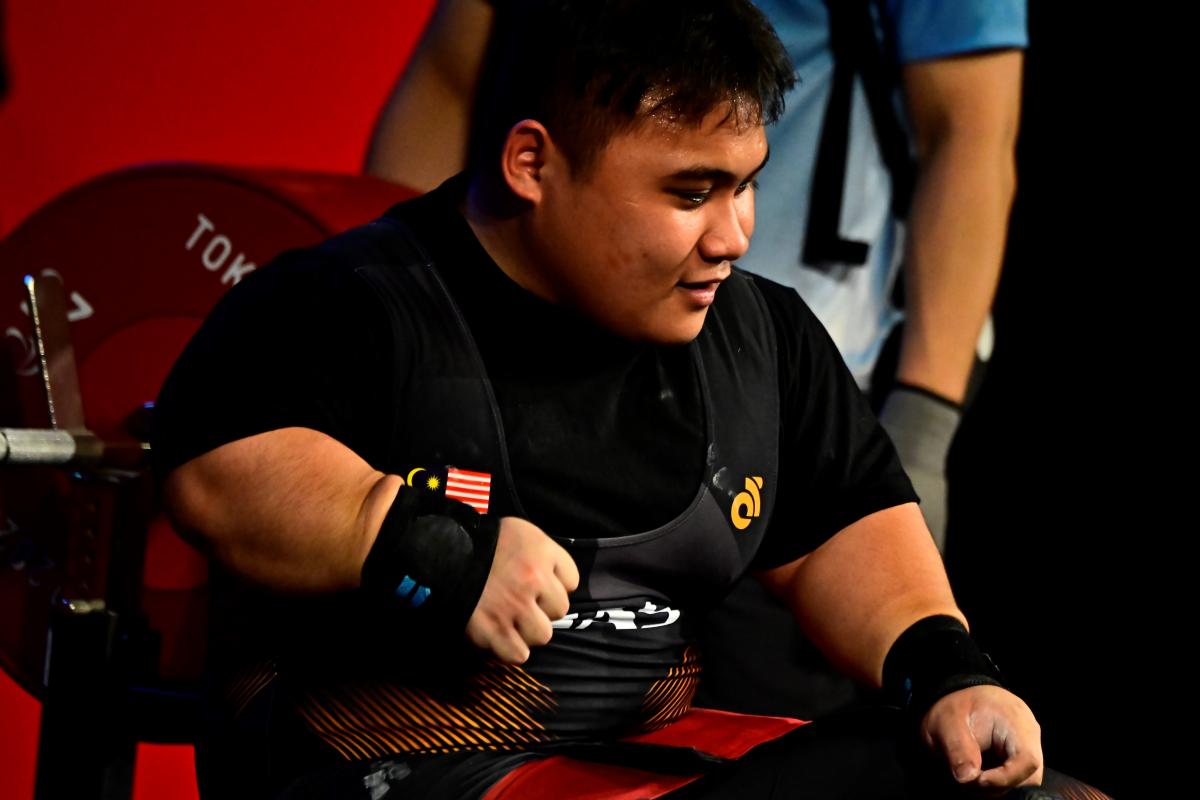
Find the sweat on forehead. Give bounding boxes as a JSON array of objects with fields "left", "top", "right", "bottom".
[{"left": 638, "top": 88, "right": 766, "bottom": 131}]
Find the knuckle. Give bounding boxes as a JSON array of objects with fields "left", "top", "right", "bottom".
[
  {"left": 513, "top": 561, "right": 538, "bottom": 583},
  {"left": 466, "top": 626, "right": 488, "bottom": 650},
  {"left": 523, "top": 629, "right": 549, "bottom": 647},
  {"left": 496, "top": 636, "right": 521, "bottom": 663}
]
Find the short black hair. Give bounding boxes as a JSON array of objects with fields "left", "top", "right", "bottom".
[{"left": 469, "top": 0, "right": 795, "bottom": 178}]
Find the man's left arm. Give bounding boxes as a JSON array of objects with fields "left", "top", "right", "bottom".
[
  {"left": 882, "top": 49, "right": 1024, "bottom": 546},
  {"left": 758, "top": 502, "right": 1044, "bottom": 790}
]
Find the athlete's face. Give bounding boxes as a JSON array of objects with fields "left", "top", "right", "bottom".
[{"left": 528, "top": 105, "right": 768, "bottom": 344}]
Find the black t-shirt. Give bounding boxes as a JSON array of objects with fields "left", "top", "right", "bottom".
[{"left": 153, "top": 177, "right": 913, "bottom": 570}]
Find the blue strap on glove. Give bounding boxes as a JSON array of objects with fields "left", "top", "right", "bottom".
[{"left": 360, "top": 485, "right": 500, "bottom": 633}]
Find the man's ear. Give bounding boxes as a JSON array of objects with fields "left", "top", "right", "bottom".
[{"left": 499, "top": 119, "right": 559, "bottom": 204}]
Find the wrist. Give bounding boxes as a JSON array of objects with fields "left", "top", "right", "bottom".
[
  {"left": 360, "top": 485, "right": 500, "bottom": 631},
  {"left": 890, "top": 381, "right": 962, "bottom": 413},
  {"left": 881, "top": 615, "right": 1003, "bottom": 720},
  {"left": 878, "top": 385, "right": 961, "bottom": 468}
]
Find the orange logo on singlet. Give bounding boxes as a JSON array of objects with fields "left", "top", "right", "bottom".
[{"left": 730, "top": 476, "right": 764, "bottom": 530}]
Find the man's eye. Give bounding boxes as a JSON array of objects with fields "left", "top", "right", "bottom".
[
  {"left": 671, "top": 189, "right": 711, "bottom": 206},
  {"left": 735, "top": 179, "right": 759, "bottom": 195}
]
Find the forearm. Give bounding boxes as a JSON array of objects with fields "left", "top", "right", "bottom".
[
  {"left": 363, "top": 0, "right": 493, "bottom": 189},
  {"left": 759, "top": 503, "right": 963, "bottom": 687},
  {"left": 163, "top": 426, "right": 574, "bottom": 664},
  {"left": 364, "top": 55, "right": 477, "bottom": 190},
  {"left": 163, "top": 427, "right": 402, "bottom": 593},
  {"left": 896, "top": 135, "right": 1015, "bottom": 402},
  {"left": 896, "top": 50, "right": 1023, "bottom": 404},
  {"left": 762, "top": 507, "right": 1040, "bottom": 789}
]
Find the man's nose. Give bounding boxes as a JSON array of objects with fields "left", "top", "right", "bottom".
[{"left": 698, "top": 196, "right": 752, "bottom": 264}]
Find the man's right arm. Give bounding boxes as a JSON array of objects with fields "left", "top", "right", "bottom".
[
  {"left": 164, "top": 426, "right": 399, "bottom": 593},
  {"left": 163, "top": 426, "right": 577, "bottom": 662}
]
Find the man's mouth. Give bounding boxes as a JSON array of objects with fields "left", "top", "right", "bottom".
[{"left": 676, "top": 275, "right": 726, "bottom": 307}]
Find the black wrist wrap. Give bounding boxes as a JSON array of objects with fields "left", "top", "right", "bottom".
[
  {"left": 881, "top": 615, "right": 1003, "bottom": 720},
  {"left": 360, "top": 485, "right": 500, "bottom": 633}
]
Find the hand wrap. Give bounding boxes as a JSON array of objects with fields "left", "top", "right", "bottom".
[
  {"left": 360, "top": 485, "right": 499, "bottom": 633},
  {"left": 882, "top": 615, "right": 1003, "bottom": 721}
]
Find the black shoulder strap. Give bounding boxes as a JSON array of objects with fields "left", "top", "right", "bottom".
[
  {"left": 804, "top": 0, "right": 915, "bottom": 269},
  {"left": 316, "top": 213, "right": 433, "bottom": 273}
]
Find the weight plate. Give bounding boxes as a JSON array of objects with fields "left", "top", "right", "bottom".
[{"left": 0, "top": 164, "right": 413, "bottom": 696}]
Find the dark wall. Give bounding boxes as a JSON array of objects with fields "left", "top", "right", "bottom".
[{"left": 949, "top": 4, "right": 1163, "bottom": 797}]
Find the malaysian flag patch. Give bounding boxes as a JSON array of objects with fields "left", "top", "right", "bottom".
[{"left": 445, "top": 467, "right": 492, "bottom": 514}]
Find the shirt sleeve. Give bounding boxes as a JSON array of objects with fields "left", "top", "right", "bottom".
[
  {"left": 750, "top": 274, "right": 918, "bottom": 570},
  {"left": 150, "top": 246, "right": 398, "bottom": 478},
  {"left": 885, "top": 0, "right": 1028, "bottom": 63}
]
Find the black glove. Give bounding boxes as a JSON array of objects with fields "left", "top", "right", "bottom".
[
  {"left": 882, "top": 615, "right": 1002, "bottom": 723},
  {"left": 360, "top": 485, "right": 500, "bottom": 634}
]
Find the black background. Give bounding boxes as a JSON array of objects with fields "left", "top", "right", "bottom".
[{"left": 948, "top": 5, "right": 1172, "bottom": 797}]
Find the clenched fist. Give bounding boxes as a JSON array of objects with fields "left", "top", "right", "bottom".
[
  {"left": 466, "top": 517, "right": 579, "bottom": 663},
  {"left": 922, "top": 684, "right": 1044, "bottom": 791}
]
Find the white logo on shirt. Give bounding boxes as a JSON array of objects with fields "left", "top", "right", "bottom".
[{"left": 551, "top": 601, "right": 680, "bottom": 631}]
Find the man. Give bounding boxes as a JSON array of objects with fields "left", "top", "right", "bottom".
[
  {"left": 366, "top": 0, "right": 1024, "bottom": 551},
  {"left": 365, "top": 0, "right": 1025, "bottom": 721},
  {"left": 154, "top": 2, "right": 1042, "bottom": 797}
]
